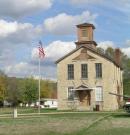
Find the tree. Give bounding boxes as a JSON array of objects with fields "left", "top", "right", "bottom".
[
  {"left": 40, "top": 80, "right": 57, "bottom": 99},
  {"left": 16, "top": 78, "right": 26, "bottom": 103},
  {"left": 6, "top": 77, "right": 21, "bottom": 107},
  {"left": 0, "top": 71, "right": 7, "bottom": 105},
  {"left": 23, "top": 77, "right": 38, "bottom": 104},
  {"left": 40, "top": 80, "right": 51, "bottom": 98},
  {"left": 105, "top": 47, "right": 115, "bottom": 59}
]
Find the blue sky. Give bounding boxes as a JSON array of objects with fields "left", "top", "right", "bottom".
[{"left": 0, "top": 0, "right": 130, "bottom": 79}]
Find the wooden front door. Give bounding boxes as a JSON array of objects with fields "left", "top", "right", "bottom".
[{"left": 78, "top": 91, "right": 91, "bottom": 106}]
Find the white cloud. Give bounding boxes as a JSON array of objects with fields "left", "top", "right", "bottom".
[
  {"left": 97, "top": 40, "right": 130, "bottom": 58},
  {"left": 0, "top": 10, "right": 98, "bottom": 48},
  {"left": 0, "top": 0, "right": 53, "bottom": 18},
  {"left": 126, "top": 40, "right": 130, "bottom": 46},
  {"left": 121, "top": 40, "right": 130, "bottom": 57},
  {"left": 45, "top": 41, "right": 75, "bottom": 60},
  {"left": 32, "top": 40, "right": 75, "bottom": 61},
  {"left": 0, "top": 19, "right": 41, "bottom": 46},
  {"left": 43, "top": 11, "right": 98, "bottom": 35},
  {"left": 97, "top": 41, "right": 115, "bottom": 50},
  {"left": 0, "top": 20, "right": 33, "bottom": 37},
  {"left": 0, "top": 20, "right": 18, "bottom": 37},
  {"left": 5, "top": 62, "right": 28, "bottom": 73},
  {"left": 4, "top": 62, "right": 31, "bottom": 77},
  {"left": 4, "top": 60, "right": 57, "bottom": 79},
  {"left": 122, "top": 47, "right": 130, "bottom": 57}
]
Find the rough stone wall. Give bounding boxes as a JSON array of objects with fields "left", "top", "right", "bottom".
[{"left": 57, "top": 47, "right": 123, "bottom": 111}]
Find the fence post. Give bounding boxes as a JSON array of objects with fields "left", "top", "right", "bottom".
[{"left": 13, "top": 108, "right": 18, "bottom": 118}]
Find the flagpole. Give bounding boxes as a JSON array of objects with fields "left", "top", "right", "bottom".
[
  {"left": 38, "top": 40, "right": 45, "bottom": 114},
  {"left": 38, "top": 57, "right": 41, "bottom": 114}
]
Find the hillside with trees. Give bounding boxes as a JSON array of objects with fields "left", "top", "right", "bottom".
[{"left": 0, "top": 72, "right": 57, "bottom": 106}]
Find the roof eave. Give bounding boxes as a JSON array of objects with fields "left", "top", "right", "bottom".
[
  {"left": 55, "top": 45, "right": 123, "bottom": 69},
  {"left": 55, "top": 46, "right": 82, "bottom": 64},
  {"left": 76, "top": 23, "right": 95, "bottom": 29}
]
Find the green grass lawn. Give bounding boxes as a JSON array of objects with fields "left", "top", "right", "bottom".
[
  {"left": 0, "top": 107, "right": 124, "bottom": 115},
  {"left": 86, "top": 113, "right": 130, "bottom": 135},
  {"left": 0, "top": 107, "right": 58, "bottom": 115},
  {"left": 0, "top": 112, "right": 130, "bottom": 135}
]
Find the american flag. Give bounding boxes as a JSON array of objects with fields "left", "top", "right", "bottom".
[{"left": 38, "top": 41, "right": 45, "bottom": 59}]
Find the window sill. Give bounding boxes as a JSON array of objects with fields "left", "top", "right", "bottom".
[
  {"left": 81, "top": 78, "right": 88, "bottom": 80},
  {"left": 95, "top": 77, "right": 103, "bottom": 80},
  {"left": 95, "top": 101, "right": 104, "bottom": 102}
]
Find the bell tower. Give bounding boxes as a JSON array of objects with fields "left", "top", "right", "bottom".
[{"left": 75, "top": 23, "right": 97, "bottom": 49}]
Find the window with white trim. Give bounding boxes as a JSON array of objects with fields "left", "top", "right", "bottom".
[
  {"left": 68, "top": 64, "right": 74, "bottom": 80},
  {"left": 95, "top": 63, "right": 102, "bottom": 78},
  {"left": 68, "top": 87, "right": 75, "bottom": 100},
  {"left": 81, "top": 64, "right": 88, "bottom": 79},
  {"left": 95, "top": 86, "right": 103, "bottom": 101}
]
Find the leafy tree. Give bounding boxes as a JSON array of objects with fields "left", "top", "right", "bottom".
[
  {"left": 40, "top": 80, "right": 57, "bottom": 98},
  {"left": 0, "top": 69, "right": 57, "bottom": 106},
  {"left": 40, "top": 80, "right": 51, "bottom": 98},
  {"left": 50, "top": 82, "right": 57, "bottom": 98},
  {"left": 122, "top": 57, "right": 130, "bottom": 80},
  {"left": 6, "top": 77, "right": 21, "bottom": 107},
  {"left": 105, "top": 47, "right": 115, "bottom": 59},
  {"left": 97, "top": 47, "right": 105, "bottom": 54},
  {"left": 0, "top": 71, "right": 7, "bottom": 104},
  {"left": 16, "top": 78, "right": 26, "bottom": 103},
  {"left": 23, "top": 78, "right": 38, "bottom": 104},
  {"left": 123, "top": 79, "right": 130, "bottom": 95}
]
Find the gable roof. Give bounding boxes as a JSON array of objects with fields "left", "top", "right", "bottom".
[
  {"left": 55, "top": 45, "right": 122, "bottom": 69},
  {"left": 72, "top": 49, "right": 95, "bottom": 60},
  {"left": 73, "top": 85, "right": 93, "bottom": 91}
]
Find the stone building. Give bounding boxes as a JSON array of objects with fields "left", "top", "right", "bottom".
[{"left": 56, "top": 23, "right": 123, "bottom": 111}]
